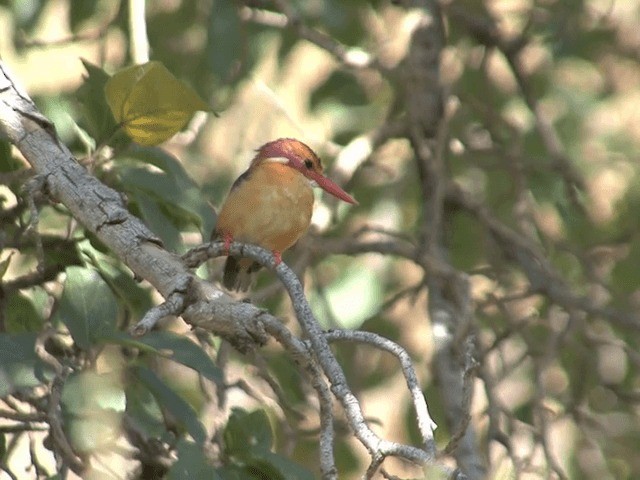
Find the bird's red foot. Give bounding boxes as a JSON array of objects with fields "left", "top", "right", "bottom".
[
  {"left": 273, "top": 251, "right": 282, "bottom": 266},
  {"left": 223, "top": 232, "right": 233, "bottom": 255}
]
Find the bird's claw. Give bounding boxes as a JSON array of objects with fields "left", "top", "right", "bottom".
[{"left": 223, "top": 232, "right": 233, "bottom": 255}]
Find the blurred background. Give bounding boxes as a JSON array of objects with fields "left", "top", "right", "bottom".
[{"left": 1, "top": 0, "right": 640, "bottom": 479}]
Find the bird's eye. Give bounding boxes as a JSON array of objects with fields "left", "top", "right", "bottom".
[{"left": 304, "top": 159, "right": 314, "bottom": 169}]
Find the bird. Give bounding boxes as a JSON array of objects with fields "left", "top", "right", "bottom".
[{"left": 213, "top": 138, "right": 357, "bottom": 291}]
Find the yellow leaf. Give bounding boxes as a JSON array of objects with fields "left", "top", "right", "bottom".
[{"left": 105, "top": 61, "right": 211, "bottom": 146}]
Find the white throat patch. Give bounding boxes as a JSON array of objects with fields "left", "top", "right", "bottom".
[{"left": 262, "top": 156, "right": 289, "bottom": 165}]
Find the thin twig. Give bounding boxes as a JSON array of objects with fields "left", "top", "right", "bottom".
[
  {"left": 324, "top": 329, "right": 437, "bottom": 457},
  {"left": 130, "top": 275, "right": 192, "bottom": 336},
  {"left": 247, "top": 1, "right": 380, "bottom": 70}
]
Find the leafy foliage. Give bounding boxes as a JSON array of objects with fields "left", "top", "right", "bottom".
[{"left": 1, "top": 0, "right": 640, "bottom": 479}]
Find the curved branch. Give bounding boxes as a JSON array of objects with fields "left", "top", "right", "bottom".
[
  {"left": 183, "top": 242, "right": 435, "bottom": 468},
  {"left": 323, "top": 329, "right": 437, "bottom": 457}
]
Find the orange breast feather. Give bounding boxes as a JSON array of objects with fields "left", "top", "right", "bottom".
[{"left": 215, "top": 162, "right": 315, "bottom": 253}]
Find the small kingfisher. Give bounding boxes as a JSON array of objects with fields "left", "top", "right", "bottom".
[{"left": 213, "top": 138, "right": 357, "bottom": 291}]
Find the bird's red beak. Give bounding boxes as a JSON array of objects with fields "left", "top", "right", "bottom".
[{"left": 305, "top": 169, "right": 358, "bottom": 205}]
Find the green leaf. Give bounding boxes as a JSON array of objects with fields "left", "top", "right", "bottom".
[
  {"left": 167, "top": 439, "right": 222, "bottom": 480},
  {"left": 266, "top": 354, "right": 306, "bottom": 405},
  {"left": 134, "top": 192, "right": 184, "bottom": 252},
  {"left": 118, "top": 166, "right": 199, "bottom": 226},
  {"left": 134, "top": 366, "right": 207, "bottom": 445},
  {"left": 78, "top": 238, "right": 154, "bottom": 319},
  {"left": 4, "top": 292, "right": 43, "bottom": 333},
  {"left": 61, "top": 371, "right": 126, "bottom": 413},
  {"left": 75, "top": 59, "right": 120, "bottom": 146},
  {"left": 109, "top": 331, "right": 223, "bottom": 384},
  {"left": 118, "top": 146, "right": 216, "bottom": 236},
  {"left": 0, "top": 333, "right": 51, "bottom": 397},
  {"left": 311, "top": 70, "right": 368, "bottom": 108},
  {"left": 116, "top": 155, "right": 213, "bottom": 250},
  {"left": 53, "top": 266, "right": 118, "bottom": 349},
  {"left": 125, "top": 378, "right": 167, "bottom": 440},
  {"left": 311, "top": 257, "right": 383, "bottom": 329},
  {"left": 105, "top": 61, "right": 211, "bottom": 146}
]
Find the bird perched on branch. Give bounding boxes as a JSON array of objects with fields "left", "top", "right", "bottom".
[{"left": 213, "top": 138, "right": 357, "bottom": 291}]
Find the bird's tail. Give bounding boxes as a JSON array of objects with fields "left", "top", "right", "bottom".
[{"left": 222, "top": 256, "right": 262, "bottom": 291}]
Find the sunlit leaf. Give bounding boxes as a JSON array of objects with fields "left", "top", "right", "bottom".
[
  {"left": 61, "top": 371, "right": 125, "bottom": 453},
  {"left": 311, "top": 258, "right": 383, "bottom": 329},
  {"left": 105, "top": 61, "right": 211, "bottom": 145}
]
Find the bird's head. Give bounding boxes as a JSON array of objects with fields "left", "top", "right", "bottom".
[{"left": 252, "top": 138, "right": 357, "bottom": 205}]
